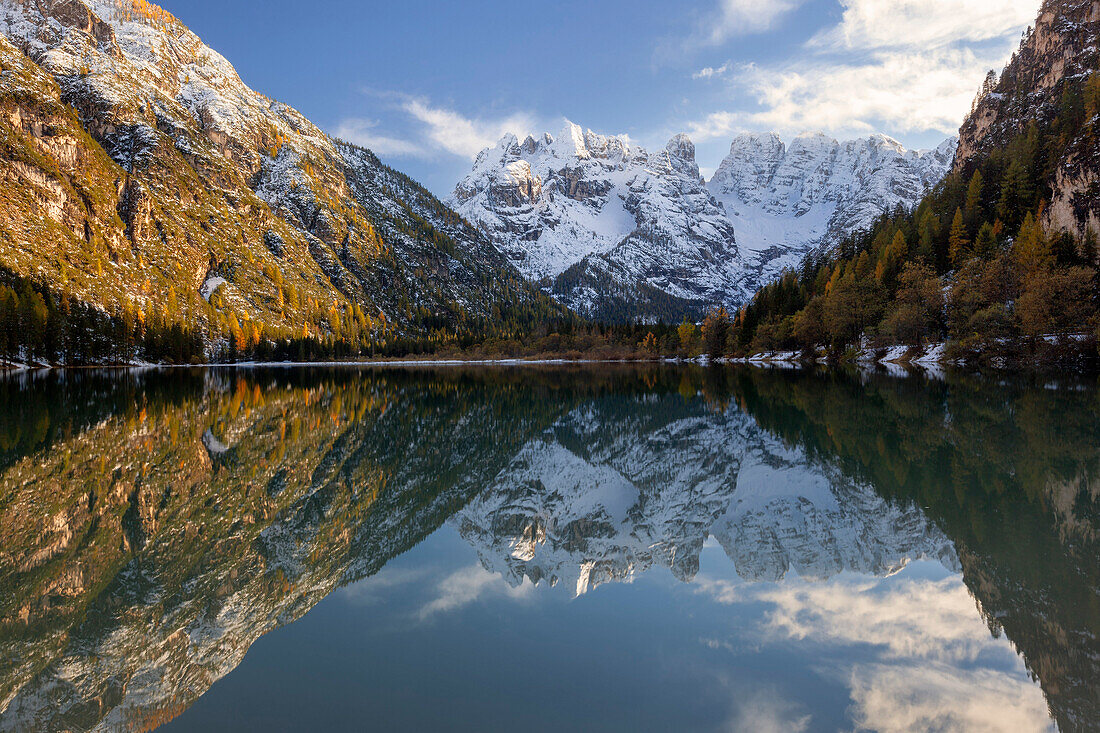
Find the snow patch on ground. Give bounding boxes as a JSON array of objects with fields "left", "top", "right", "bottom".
[
  {"left": 880, "top": 345, "right": 912, "bottom": 364},
  {"left": 200, "top": 276, "right": 227, "bottom": 302},
  {"left": 201, "top": 429, "right": 229, "bottom": 455},
  {"left": 912, "top": 343, "right": 947, "bottom": 366}
]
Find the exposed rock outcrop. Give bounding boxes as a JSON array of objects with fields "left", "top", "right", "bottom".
[{"left": 956, "top": 0, "right": 1100, "bottom": 238}]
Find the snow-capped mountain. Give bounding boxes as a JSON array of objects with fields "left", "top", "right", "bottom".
[
  {"left": 708, "top": 133, "right": 957, "bottom": 279},
  {"left": 451, "top": 123, "right": 956, "bottom": 320},
  {"left": 454, "top": 394, "right": 958, "bottom": 596},
  {"left": 450, "top": 122, "right": 746, "bottom": 320}
]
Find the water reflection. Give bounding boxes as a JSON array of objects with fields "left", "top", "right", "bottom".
[{"left": 0, "top": 366, "right": 1096, "bottom": 731}]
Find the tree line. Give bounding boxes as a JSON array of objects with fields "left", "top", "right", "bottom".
[
  {"left": 5, "top": 74, "right": 1099, "bottom": 369},
  {"left": 0, "top": 269, "right": 205, "bottom": 366},
  {"left": 714, "top": 72, "right": 1100, "bottom": 367}
]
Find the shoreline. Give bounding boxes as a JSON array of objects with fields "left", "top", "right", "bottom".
[{"left": 2, "top": 338, "right": 1095, "bottom": 376}]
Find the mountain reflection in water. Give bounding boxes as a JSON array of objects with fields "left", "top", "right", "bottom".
[{"left": 0, "top": 366, "right": 1096, "bottom": 732}]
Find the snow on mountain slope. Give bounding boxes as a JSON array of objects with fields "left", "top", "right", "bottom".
[
  {"left": 0, "top": 0, "right": 549, "bottom": 345},
  {"left": 449, "top": 122, "right": 746, "bottom": 321},
  {"left": 708, "top": 133, "right": 957, "bottom": 284},
  {"left": 0, "top": 373, "right": 554, "bottom": 732},
  {"left": 454, "top": 396, "right": 957, "bottom": 596},
  {"left": 451, "top": 123, "right": 956, "bottom": 321}
]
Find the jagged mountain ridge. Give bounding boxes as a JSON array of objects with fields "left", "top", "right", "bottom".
[
  {"left": 709, "top": 132, "right": 957, "bottom": 280},
  {"left": 0, "top": 369, "right": 566, "bottom": 732},
  {"left": 451, "top": 123, "right": 955, "bottom": 321},
  {"left": 450, "top": 122, "right": 745, "bottom": 321},
  {"left": 0, "top": 0, "right": 553, "bottom": 350},
  {"left": 2, "top": 367, "right": 1096, "bottom": 731},
  {"left": 957, "top": 0, "right": 1100, "bottom": 238}
]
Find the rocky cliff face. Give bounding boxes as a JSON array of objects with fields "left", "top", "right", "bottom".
[
  {"left": 0, "top": 0, "right": 548, "bottom": 347},
  {"left": 708, "top": 133, "right": 956, "bottom": 278},
  {"left": 957, "top": 0, "right": 1100, "bottom": 237},
  {"left": 451, "top": 124, "right": 956, "bottom": 321},
  {"left": 450, "top": 123, "right": 745, "bottom": 321}
]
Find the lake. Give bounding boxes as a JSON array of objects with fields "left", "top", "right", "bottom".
[{"left": 0, "top": 365, "right": 1097, "bottom": 732}]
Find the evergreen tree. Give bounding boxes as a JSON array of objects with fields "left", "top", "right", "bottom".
[
  {"left": 1082, "top": 227, "right": 1098, "bottom": 265},
  {"left": 964, "top": 171, "right": 985, "bottom": 231},
  {"left": 0, "top": 286, "right": 17, "bottom": 361},
  {"left": 997, "top": 159, "right": 1034, "bottom": 229},
  {"left": 701, "top": 308, "right": 731, "bottom": 358},
  {"left": 1012, "top": 213, "right": 1052, "bottom": 278},
  {"left": 948, "top": 208, "right": 970, "bottom": 267},
  {"left": 974, "top": 222, "right": 999, "bottom": 259},
  {"left": 915, "top": 210, "right": 939, "bottom": 265},
  {"left": 17, "top": 284, "right": 47, "bottom": 361}
]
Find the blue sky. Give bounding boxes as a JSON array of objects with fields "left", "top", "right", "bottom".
[{"left": 157, "top": 0, "right": 1040, "bottom": 196}]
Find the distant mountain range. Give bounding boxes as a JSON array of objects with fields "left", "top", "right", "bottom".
[
  {"left": 4, "top": 368, "right": 1096, "bottom": 731},
  {"left": 450, "top": 124, "right": 955, "bottom": 320},
  {"left": 456, "top": 391, "right": 958, "bottom": 596},
  {"left": 0, "top": 0, "right": 957, "bottom": 336},
  {"left": 708, "top": 133, "right": 956, "bottom": 286}
]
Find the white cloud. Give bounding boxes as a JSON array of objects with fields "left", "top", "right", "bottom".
[
  {"left": 849, "top": 664, "right": 1055, "bottom": 733},
  {"left": 401, "top": 98, "right": 539, "bottom": 160},
  {"left": 693, "top": 570, "right": 1054, "bottom": 732},
  {"left": 332, "top": 118, "right": 425, "bottom": 158},
  {"left": 726, "top": 687, "right": 812, "bottom": 733},
  {"left": 753, "top": 574, "right": 1001, "bottom": 664},
  {"left": 812, "top": 0, "right": 1040, "bottom": 52},
  {"left": 680, "top": 0, "right": 1037, "bottom": 143},
  {"left": 693, "top": 62, "right": 732, "bottom": 80},
  {"left": 701, "top": 0, "right": 806, "bottom": 45},
  {"left": 419, "top": 564, "right": 533, "bottom": 619},
  {"left": 334, "top": 94, "right": 540, "bottom": 161},
  {"left": 338, "top": 566, "right": 432, "bottom": 605},
  {"left": 700, "top": 47, "right": 1007, "bottom": 141}
]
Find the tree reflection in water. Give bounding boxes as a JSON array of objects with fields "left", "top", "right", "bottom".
[{"left": 0, "top": 366, "right": 1095, "bottom": 731}]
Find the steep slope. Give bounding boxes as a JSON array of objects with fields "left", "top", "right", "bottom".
[
  {"left": 727, "top": 0, "right": 1100, "bottom": 360},
  {"left": 738, "top": 370, "right": 1100, "bottom": 732},
  {"left": 708, "top": 133, "right": 956, "bottom": 278},
  {"left": 2, "top": 367, "right": 1096, "bottom": 730},
  {"left": 0, "top": 0, "right": 553, "bottom": 356},
  {"left": 958, "top": 0, "right": 1100, "bottom": 237},
  {"left": 450, "top": 123, "right": 744, "bottom": 321}
]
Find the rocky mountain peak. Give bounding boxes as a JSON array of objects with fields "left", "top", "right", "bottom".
[
  {"left": 455, "top": 399, "right": 958, "bottom": 596},
  {"left": 448, "top": 121, "right": 745, "bottom": 319},
  {"left": 450, "top": 119, "right": 956, "bottom": 320},
  {"left": 664, "top": 132, "right": 701, "bottom": 179},
  {"left": 707, "top": 131, "right": 956, "bottom": 277}
]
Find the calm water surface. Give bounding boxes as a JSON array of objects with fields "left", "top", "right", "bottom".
[{"left": 0, "top": 366, "right": 1097, "bottom": 732}]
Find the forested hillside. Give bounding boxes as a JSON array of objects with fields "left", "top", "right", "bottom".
[
  {"left": 724, "top": 0, "right": 1100, "bottom": 366},
  {"left": 0, "top": 0, "right": 567, "bottom": 366}
]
